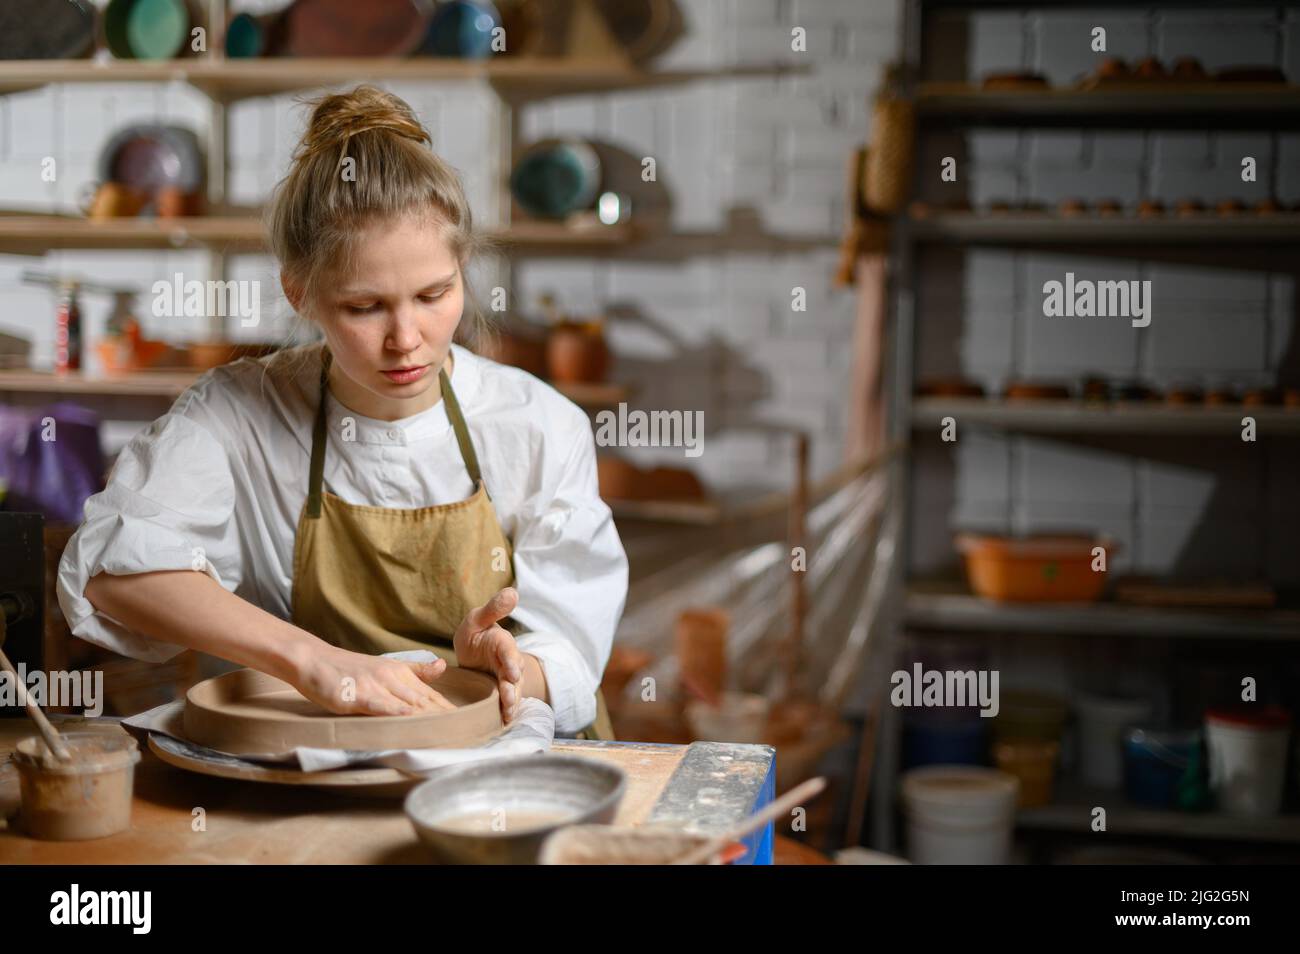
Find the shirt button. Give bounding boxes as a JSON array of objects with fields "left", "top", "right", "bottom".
[{"left": 387, "top": 429, "right": 399, "bottom": 440}]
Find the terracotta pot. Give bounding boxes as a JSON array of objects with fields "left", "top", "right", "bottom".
[
  {"left": 547, "top": 321, "right": 609, "bottom": 383},
  {"left": 675, "top": 608, "right": 729, "bottom": 704},
  {"left": 601, "top": 646, "right": 655, "bottom": 702},
  {"left": 644, "top": 466, "right": 705, "bottom": 500},
  {"left": 155, "top": 185, "right": 188, "bottom": 218},
  {"left": 478, "top": 326, "right": 547, "bottom": 378},
  {"left": 87, "top": 182, "right": 148, "bottom": 219},
  {"left": 597, "top": 455, "right": 641, "bottom": 500},
  {"left": 187, "top": 341, "right": 276, "bottom": 370}
]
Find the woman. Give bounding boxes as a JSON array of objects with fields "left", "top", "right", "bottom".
[{"left": 57, "top": 86, "right": 627, "bottom": 738}]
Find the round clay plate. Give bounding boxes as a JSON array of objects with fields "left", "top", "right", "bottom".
[{"left": 183, "top": 666, "right": 503, "bottom": 757}]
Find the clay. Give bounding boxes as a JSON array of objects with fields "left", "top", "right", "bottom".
[
  {"left": 13, "top": 732, "right": 140, "bottom": 841},
  {"left": 539, "top": 825, "right": 716, "bottom": 865},
  {"left": 981, "top": 71, "right": 1049, "bottom": 90},
  {"left": 183, "top": 666, "right": 502, "bottom": 757},
  {"left": 1133, "top": 56, "right": 1168, "bottom": 81},
  {"left": 1171, "top": 57, "right": 1208, "bottom": 81}
]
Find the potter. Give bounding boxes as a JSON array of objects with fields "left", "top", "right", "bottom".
[{"left": 58, "top": 86, "right": 627, "bottom": 740}]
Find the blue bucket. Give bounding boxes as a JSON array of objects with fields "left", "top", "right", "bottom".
[
  {"left": 903, "top": 712, "right": 989, "bottom": 769},
  {"left": 1123, "top": 727, "right": 1205, "bottom": 809}
]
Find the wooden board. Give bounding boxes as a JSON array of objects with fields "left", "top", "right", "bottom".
[
  {"left": 146, "top": 734, "right": 414, "bottom": 796},
  {"left": 0, "top": 721, "right": 771, "bottom": 863},
  {"left": 183, "top": 667, "right": 502, "bottom": 756}
]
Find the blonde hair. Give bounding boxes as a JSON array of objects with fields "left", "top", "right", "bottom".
[{"left": 267, "top": 85, "right": 492, "bottom": 347}]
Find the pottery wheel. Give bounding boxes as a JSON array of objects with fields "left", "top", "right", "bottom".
[{"left": 183, "top": 666, "right": 503, "bottom": 756}]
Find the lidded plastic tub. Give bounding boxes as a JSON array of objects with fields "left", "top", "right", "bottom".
[
  {"left": 1205, "top": 706, "right": 1292, "bottom": 817},
  {"left": 901, "top": 766, "right": 1019, "bottom": 864}
]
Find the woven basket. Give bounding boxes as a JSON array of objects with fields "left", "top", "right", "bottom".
[{"left": 863, "top": 95, "right": 915, "bottom": 215}]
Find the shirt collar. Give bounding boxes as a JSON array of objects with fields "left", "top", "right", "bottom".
[{"left": 323, "top": 342, "right": 479, "bottom": 446}]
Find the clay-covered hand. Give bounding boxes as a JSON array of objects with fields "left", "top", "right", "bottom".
[
  {"left": 296, "top": 644, "right": 455, "bottom": 716},
  {"left": 453, "top": 587, "right": 523, "bottom": 724}
]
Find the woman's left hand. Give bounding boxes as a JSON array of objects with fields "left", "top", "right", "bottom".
[{"left": 453, "top": 587, "right": 524, "bottom": 723}]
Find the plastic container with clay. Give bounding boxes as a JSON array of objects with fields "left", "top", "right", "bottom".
[{"left": 13, "top": 732, "right": 141, "bottom": 841}]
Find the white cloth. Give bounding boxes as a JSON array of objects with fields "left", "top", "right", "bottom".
[
  {"left": 123, "top": 653, "right": 556, "bottom": 773},
  {"left": 57, "top": 342, "right": 628, "bottom": 733}
]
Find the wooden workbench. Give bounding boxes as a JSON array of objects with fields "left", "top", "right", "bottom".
[{"left": 0, "top": 718, "right": 776, "bottom": 864}]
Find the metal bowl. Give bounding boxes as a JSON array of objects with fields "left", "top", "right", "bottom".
[{"left": 404, "top": 755, "right": 626, "bottom": 865}]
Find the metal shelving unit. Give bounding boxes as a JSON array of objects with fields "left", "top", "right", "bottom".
[{"left": 870, "top": 0, "right": 1300, "bottom": 854}]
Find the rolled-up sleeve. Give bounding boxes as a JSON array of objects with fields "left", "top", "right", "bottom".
[
  {"left": 57, "top": 411, "right": 240, "bottom": 662},
  {"left": 509, "top": 419, "right": 627, "bottom": 734}
]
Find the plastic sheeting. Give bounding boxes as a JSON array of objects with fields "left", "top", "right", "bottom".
[{"left": 613, "top": 452, "right": 901, "bottom": 714}]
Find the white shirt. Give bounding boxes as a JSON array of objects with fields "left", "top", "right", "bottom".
[{"left": 56, "top": 342, "right": 628, "bottom": 733}]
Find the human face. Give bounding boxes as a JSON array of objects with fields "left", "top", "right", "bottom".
[{"left": 316, "top": 215, "right": 464, "bottom": 421}]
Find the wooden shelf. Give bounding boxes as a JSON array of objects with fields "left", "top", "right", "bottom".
[
  {"left": 904, "top": 584, "right": 1300, "bottom": 641},
  {"left": 1019, "top": 780, "right": 1300, "bottom": 845},
  {"left": 916, "top": 82, "right": 1300, "bottom": 127},
  {"left": 903, "top": 212, "right": 1300, "bottom": 245},
  {"left": 911, "top": 397, "right": 1300, "bottom": 436},
  {"left": 0, "top": 214, "right": 637, "bottom": 254},
  {"left": 0, "top": 368, "right": 627, "bottom": 409},
  {"left": 607, "top": 498, "right": 723, "bottom": 525},
  {"left": 553, "top": 381, "right": 629, "bottom": 407},
  {"left": 0, "top": 368, "right": 199, "bottom": 398},
  {"left": 0, "top": 57, "right": 690, "bottom": 102}
]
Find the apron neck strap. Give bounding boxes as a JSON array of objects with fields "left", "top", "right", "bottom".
[
  {"left": 306, "top": 348, "right": 486, "bottom": 519},
  {"left": 439, "top": 366, "right": 485, "bottom": 492}
]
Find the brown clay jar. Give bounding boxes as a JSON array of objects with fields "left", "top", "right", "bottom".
[
  {"left": 478, "top": 326, "right": 547, "bottom": 377},
  {"left": 547, "top": 320, "right": 609, "bottom": 383},
  {"left": 675, "top": 608, "right": 729, "bottom": 704}
]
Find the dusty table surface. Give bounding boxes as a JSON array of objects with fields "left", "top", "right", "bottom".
[{"left": 0, "top": 718, "right": 775, "bottom": 864}]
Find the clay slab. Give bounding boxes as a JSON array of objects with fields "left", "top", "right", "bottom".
[{"left": 183, "top": 666, "right": 503, "bottom": 756}]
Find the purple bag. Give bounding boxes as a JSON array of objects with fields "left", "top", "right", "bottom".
[{"left": 0, "top": 402, "right": 104, "bottom": 524}]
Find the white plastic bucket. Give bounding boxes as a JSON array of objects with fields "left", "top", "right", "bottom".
[
  {"left": 901, "top": 766, "right": 1019, "bottom": 865},
  {"left": 1206, "top": 709, "right": 1291, "bottom": 817},
  {"left": 1077, "top": 694, "right": 1152, "bottom": 789}
]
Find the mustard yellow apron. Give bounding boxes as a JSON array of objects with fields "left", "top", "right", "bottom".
[{"left": 291, "top": 347, "right": 614, "bottom": 740}]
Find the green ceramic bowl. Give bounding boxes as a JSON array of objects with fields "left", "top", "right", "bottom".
[
  {"left": 103, "top": 0, "right": 138, "bottom": 59},
  {"left": 127, "top": 0, "right": 189, "bottom": 61}
]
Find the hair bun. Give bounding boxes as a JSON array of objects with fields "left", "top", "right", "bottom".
[{"left": 296, "top": 84, "right": 430, "bottom": 160}]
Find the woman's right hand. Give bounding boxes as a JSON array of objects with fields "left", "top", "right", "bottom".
[{"left": 294, "top": 644, "right": 455, "bottom": 716}]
